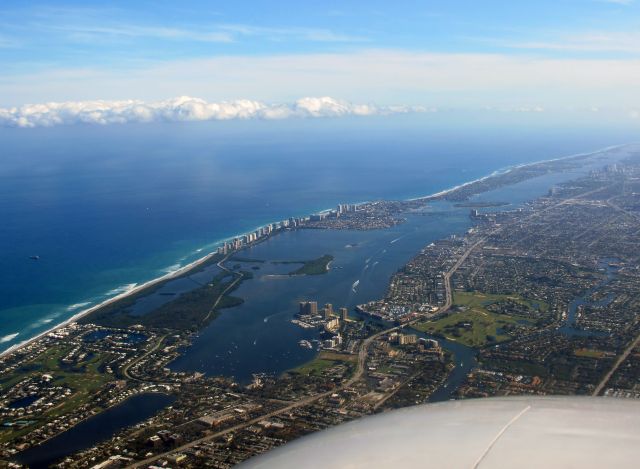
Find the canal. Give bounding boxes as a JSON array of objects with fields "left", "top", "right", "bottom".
[{"left": 14, "top": 393, "right": 175, "bottom": 469}]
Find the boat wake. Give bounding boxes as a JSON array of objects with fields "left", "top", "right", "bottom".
[{"left": 352, "top": 279, "right": 360, "bottom": 292}]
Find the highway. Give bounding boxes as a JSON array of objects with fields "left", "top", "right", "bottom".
[
  {"left": 126, "top": 229, "right": 484, "bottom": 468},
  {"left": 201, "top": 254, "right": 245, "bottom": 324},
  {"left": 593, "top": 330, "right": 640, "bottom": 396},
  {"left": 127, "top": 186, "right": 615, "bottom": 467}
]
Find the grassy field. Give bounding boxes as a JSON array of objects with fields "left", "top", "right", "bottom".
[
  {"left": 0, "top": 344, "right": 114, "bottom": 444},
  {"left": 453, "top": 291, "right": 548, "bottom": 312},
  {"left": 574, "top": 348, "right": 606, "bottom": 359},
  {"left": 292, "top": 351, "right": 356, "bottom": 376},
  {"left": 413, "top": 291, "right": 538, "bottom": 348}
]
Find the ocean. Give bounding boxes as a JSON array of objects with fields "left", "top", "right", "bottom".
[{"left": 0, "top": 114, "right": 635, "bottom": 351}]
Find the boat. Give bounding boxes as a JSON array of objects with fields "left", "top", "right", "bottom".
[
  {"left": 29, "top": 255, "right": 40, "bottom": 261},
  {"left": 298, "top": 340, "right": 313, "bottom": 349}
]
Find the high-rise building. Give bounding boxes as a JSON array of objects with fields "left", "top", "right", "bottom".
[
  {"left": 340, "top": 307, "right": 349, "bottom": 321},
  {"left": 325, "top": 318, "right": 340, "bottom": 332},
  {"left": 299, "top": 301, "right": 319, "bottom": 315},
  {"left": 324, "top": 303, "right": 333, "bottom": 319}
]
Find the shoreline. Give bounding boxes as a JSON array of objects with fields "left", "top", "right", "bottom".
[
  {"left": 0, "top": 252, "right": 218, "bottom": 358},
  {"left": 407, "top": 143, "right": 629, "bottom": 202},
  {"left": 0, "top": 142, "right": 632, "bottom": 359}
]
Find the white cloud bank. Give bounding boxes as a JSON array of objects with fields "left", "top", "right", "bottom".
[
  {"left": 0, "top": 96, "right": 425, "bottom": 128},
  {"left": 4, "top": 50, "right": 640, "bottom": 112}
]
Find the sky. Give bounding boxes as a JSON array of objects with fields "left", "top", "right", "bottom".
[{"left": 1, "top": 0, "right": 640, "bottom": 126}]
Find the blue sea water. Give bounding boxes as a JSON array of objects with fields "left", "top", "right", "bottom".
[{"left": 0, "top": 115, "right": 635, "bottom": 351}]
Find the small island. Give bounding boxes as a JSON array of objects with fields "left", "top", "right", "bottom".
[{"left": 277, "top": 254, "right": 334, "bottom": 276}]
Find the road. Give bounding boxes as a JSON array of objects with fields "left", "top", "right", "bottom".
[
  {"left": 126, "top": 227, "right": 483, "bottom": 468},
  {"left": 593, "top": 330, "right": 640, "bottom": 396},
  {"left": 201, "top": 254, "right": 245, "bottom": 324},
  {"left": 127, "top": 186, "right": 615, "bottom": 467},
  {"left": 122, "top": 334, "right": 167, "bottom": 381},
  {"left": 441, "top": 237, "right": 487, "bottom": 311}
]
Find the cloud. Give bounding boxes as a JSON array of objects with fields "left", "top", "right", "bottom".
[
  {"left": 50, "top": 24, "right": 234, "bottom": 43},
  {"left": 2, "top": 50, "right": 640, "bottom": 111},
  {"left": 217, "top": 24, "right": 368, "bottom": 43},
  {"left": 597, "top": 0, "right": 634, "bottom": 5},
  {"left": 514, "top": 106, "right": 545, "bottom": 113},
  {"left": 509, "top": 32, "right": 640, "bottom": 53},
  {"left": 14, "top": 9, "right": 363, "bottom": 45},
  {"left": 0, "top": 96, "right": 424, "bottom": 128}
]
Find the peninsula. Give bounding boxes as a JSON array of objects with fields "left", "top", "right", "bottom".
[{"left": 2, "top": 144, "right": 639, "bottom": 468}]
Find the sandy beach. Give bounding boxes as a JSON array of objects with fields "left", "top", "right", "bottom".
[
  {"left": 0, "top": 251, "right": 219, "bottom": 359},
  {"left": 1, "top": 143, "right": 630, "bottom": 360}
]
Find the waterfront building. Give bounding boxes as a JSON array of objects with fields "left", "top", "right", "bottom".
[
  {"left": 299, "top": 301, "right": 319, "bottom": 316},
  {"left": 419, "top": 338, "right": 439, "bottom": 349},
  {"left": 398, "top": 334, "right": 418, "bottom": 345},
  {"left": 340, "top": 307, "right": 349, "bottom": 321},
  {"left": 326, "top": 318, "right": 340, "bottom": 332}
]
